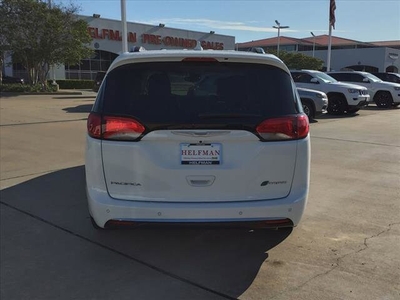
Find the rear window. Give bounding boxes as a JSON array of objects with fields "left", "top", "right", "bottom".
[{"left": 98, "top": 62, "right": 298, "bottom": 130}]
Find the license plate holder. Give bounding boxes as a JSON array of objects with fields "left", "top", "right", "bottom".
[{"left": 181, "top": 143, "right": 221, "bottom": 165}]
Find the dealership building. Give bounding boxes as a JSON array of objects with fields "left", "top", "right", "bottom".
[
  {"left": 236, "top": 35, "right": 400, "bottom": 73},
  {"left": 3, "top": 15, "right": 236, "bottom": 81},
  {"left": 3, "top": 16, "right": 399, "bottom": 81}
]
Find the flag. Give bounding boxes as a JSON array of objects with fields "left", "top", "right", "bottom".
[{"left": 330, "top": 0, "right": 336, "bottom": 29}]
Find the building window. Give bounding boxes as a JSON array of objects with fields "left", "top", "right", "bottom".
[
  {"left": 280, "top": 45, "right": 296, "bottom": 52},
  {"left": 386, "top": 66, "right": 398, "bottom": 73},
  {"left": 65, "top": 50, "right": 118, "bottom": 80},
  {"left": 12, "top": 63, "right": 28, "bottom": 81}
]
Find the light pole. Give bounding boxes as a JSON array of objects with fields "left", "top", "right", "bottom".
[
  {"left": 311, "top": 31, "right": 316, "bottom": 57},
  {"left": 48, "top": 0, "right": 57, "bottom": 86},
  {"left": 273, "top": 20, "right": 289, "bottom": 56},
  {"left": 121, "top": 0, "right": 128, "bottom": 53}
]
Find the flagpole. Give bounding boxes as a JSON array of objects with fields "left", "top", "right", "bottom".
[
  {"left": 121, "top": 0, "right": 128, "bottom": 53},
  {"left": 327, "top": 24, "right": 332, "bottom": 71},
  {"left": 327, "top": 0, "right": 336, "bottom": 71}
]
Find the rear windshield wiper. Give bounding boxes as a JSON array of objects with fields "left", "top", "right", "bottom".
[{"left": 198, "top": 113, "right": 262, "bottom": 119}]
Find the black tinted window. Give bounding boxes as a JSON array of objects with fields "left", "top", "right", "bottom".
[
  {"left": 372, "top": 73, "right": 385, "bottom": 80},
  {"left": 330, "top": 73, "right": 351, "bottom": 81},
  {"left": 99, "top": 62, "right": 298, "bottom": 129},
  {"left": 387, "top": 74, "right": 400, "bottom": 83},
  {"left": 350, "top": 74, "right": 365, "bottom": 82},
  {"left": 291, "top": 72, "right": 313, "bottom": 83}
]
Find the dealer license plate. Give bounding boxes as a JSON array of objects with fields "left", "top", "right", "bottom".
[{"left": 181, "top": 143, "right": 221, "bottom": 165}]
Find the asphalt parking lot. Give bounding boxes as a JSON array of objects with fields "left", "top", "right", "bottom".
[{"left": 0, "top": 93, "right": 399, "bottom": 300}]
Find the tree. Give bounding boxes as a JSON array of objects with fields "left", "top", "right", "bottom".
[
  {"left": 0, "top": 27, "right": 7, "bottom": 85},
  {"left": 0, "top": 46, "right": 4, "bottom": 86},
  {"left": 268, "top": 50, "right": 324, "bottom": 71},
  {"left": 0, "top": 0, "right": 93, "bottom": 85}
]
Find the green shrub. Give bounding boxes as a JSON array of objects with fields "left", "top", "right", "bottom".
[
  {"left": 267, "top": 50, "right": 324, "bottom": 70},
  {"left": 0, "top": 84, "right": 58, "bottom": 93},
  {"left": 48, "top": 79, "right": 94, "bottom": 89}
]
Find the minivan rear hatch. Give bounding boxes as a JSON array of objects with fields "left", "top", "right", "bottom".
[{"left": 96, "top": 58, "right": 302, "bottom": 202}]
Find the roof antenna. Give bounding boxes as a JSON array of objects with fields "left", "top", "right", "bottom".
[{"left": 194, "top": 41, "right": 203, "bottom": 51}]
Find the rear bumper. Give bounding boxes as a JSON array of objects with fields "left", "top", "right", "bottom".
[
  {"left": 86, "top": 135, "right": 310, "bottom": 229},
  {"left": 87, "top": 187, "right": 308, "bottom": 228},
  {"left": 104, "top": 218, "right": 294, "bottom": 229}
]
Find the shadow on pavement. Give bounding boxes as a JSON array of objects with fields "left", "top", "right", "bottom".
[
  {"left": 0, "top": 93, "right": 21, "bottom": 98},
  {"left": 362, "top": 105, "right": 399, "bottom": 111},
  {"left": 0, "top": 166, "right": 292, "bottom": 298},
  {"left": 53, "top": 96, "right": 96, "bottom": 100},
  {"left": 63, "top": 104, "right": 93, "bottom": 113},
  {"left": 316, "top": 112, "right": 360, "bottom": 120}
]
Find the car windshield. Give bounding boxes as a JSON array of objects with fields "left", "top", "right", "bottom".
[
  {"left": 100, "top": 61, "right": 298, "bottom": 130},
  {"left": 313, "top": 72, "right": 337, "bottom": 83},
  {"left": 364, "top": 73, "right": 383, "bottom": 82}
]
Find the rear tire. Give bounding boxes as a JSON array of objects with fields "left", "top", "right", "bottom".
[
  {"left": 327, "top": 95, "right": 346, "bottom": 115},
  {"left": 302, "top": 101, "right": 315, "bottom": 120},
  {"left": 374, "top": 91, "right": 393, "bottom": 108}
]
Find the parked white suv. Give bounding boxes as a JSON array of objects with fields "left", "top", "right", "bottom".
[
  {"left": 327, "top": 71, "right": 400, "bottom": 108},
  {"left": 291, "top": 70, "right": 370, "bottom": 115},
  {"left": 86, "top": 50, "right": 310, "bottom": 229}
]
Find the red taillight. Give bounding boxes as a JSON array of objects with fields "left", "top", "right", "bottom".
[
  {"left": 181, "top": 57, "right": 219, "bottom": 62},
  {"left": 103, "top": 116, "right": 145, "bottom": 140},
  {"left": 256, "top": 114, "right": 309, "bottom": 141},
  {"left": 87, "top": 113, "right": 145, "bottom": 141},
  {"left": 87, "top": 113, "right": 102, "bottom": 138}
]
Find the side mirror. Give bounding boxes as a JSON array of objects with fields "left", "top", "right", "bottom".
[
  {"left": 363, "top": 78, "right": 370, "bottom": 83},
  {"left": 310, "top": 78, "right": 319, "bottom": 84}
]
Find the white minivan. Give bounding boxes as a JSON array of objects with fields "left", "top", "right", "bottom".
[{"left": 85, "top": 50, "right": 310, "bottom": 229}]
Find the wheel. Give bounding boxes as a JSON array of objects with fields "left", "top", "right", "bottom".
[
  {"left": 374, "top": 91, "right": 393, "bottom": 108},
  {"left": 347, "top": 108, "right": 360, "bottom": 114},
  {"left": 393, "top": 103, "right": 400, "bottom": 107},
  {"left": 90, "top": 216, "right": 105, "bottom": 230},
  {"left": 302, "top": 101, "right": 315, "bottom": 119},
  {"left": 327, "top": 95, "right": 346, "bottom": 115}
]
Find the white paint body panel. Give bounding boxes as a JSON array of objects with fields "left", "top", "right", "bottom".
[
  {"left": 102, "top": 130, "right": 297, "bottom": 202},
  {"left": 86, "top": 136, "right": 310, "bottom": 227},
  {"left": 295, "top": 81, "right": 370, "bottom": 105}
]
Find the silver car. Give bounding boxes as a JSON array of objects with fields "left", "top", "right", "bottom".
[{"left": 297, "top": 87, "right": 328, "bottom": 119}]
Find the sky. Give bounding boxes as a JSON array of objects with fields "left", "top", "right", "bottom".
[{"left": 57, "top": 0, "right": 400, "bottom": 43}]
